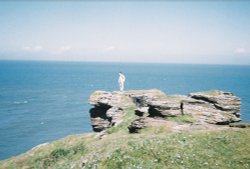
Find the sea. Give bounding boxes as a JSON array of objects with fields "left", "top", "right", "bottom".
[{"left": 0, "top": 60, "right": 250, "bottom": 160}]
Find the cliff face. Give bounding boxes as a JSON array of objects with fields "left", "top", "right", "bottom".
[{"left": 89, "top": 89, "right": 241, "bottom": 133}]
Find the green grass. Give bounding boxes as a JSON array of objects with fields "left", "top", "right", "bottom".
[
  {"left": 1, "top": 128, "right": 250, "bottom": 169},
  {"left": 167, "top": 114, "right": 195, "bottom": 124},
  {"left": 96, "top": 129, "right": 250, "bottom": 169},
  {"left": 33, "top": 142, "right": 85, "bottom": 168},
  {"left": 0, "top": 134, "right": 89, "bottom": 169},
  {"left": 229, "top": 123, "right": 250, "bottom": 128},
  {"left": 202, "top": 90, "right": 221, "bottom": 96}
]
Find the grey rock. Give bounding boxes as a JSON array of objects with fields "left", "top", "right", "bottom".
[
  {"left": 128, "top": 118, "right": 147, "bottom": 133},
  {"left": 147, "top": 95, "right": 187, "bottom": 117},
  {"left": 88, "top": 90, "right": 166, "bottom": 132},
  {"left": 89, "top": 89, "right": 241, "bottom": 132},
  {"left": 91, "top": 117, "right": 110, "bottom": 132},
  {"left": 126, "top": 89, "right": 166, "bottom": 107},
  {"left": 106, "top": 107, "right": 124, "bottom": 126},
  {"left": 189, "top": 90, "right": 241, "bottom": 114},
  {"left": 148, "top": 100, "right": 181, "bottom": 117},
  {"left": 187, "top": 90, "right": 241, "bottom": 124},
  {"left": 135, "top": 107, "right": 149, "bottom": 117},
  {"left": 89, "top": 91, "right": 122, "bottom": 108},
  {"left": 128, "top": 117, "right": 177, "bottom": 133},
  {"left": 89, "top": 91, "right": 134, "bottom": 132}
]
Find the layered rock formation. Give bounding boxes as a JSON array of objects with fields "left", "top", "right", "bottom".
[
  {"left": 89, "top": 89, "right": 241, "bottom": 133},
  {"left": 89, "top": 91, "right": 134, "bottom": 131}
]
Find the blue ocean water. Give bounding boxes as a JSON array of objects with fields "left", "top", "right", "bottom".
[{"left": 0, "top": 60, "right": 250, "bottom": 160}]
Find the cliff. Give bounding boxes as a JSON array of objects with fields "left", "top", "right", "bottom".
[
  {"left": 1, "top": 89, "right": 250, "bottom": 169},
  {"left": 89, "top": 89, "right": 241, "bottom": 133}
]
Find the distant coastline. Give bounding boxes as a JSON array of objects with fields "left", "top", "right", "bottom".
[{"left": 1, "top": 59, "right": 250, "bottom": 66}]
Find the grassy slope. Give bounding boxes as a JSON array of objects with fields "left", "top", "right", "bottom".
[{"left": 1, "top": 108, "right": 250, "bottom": 169}]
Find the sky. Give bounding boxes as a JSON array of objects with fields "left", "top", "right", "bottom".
[{"left": 0, "top": 1, "right": 250, "bottom": 64}]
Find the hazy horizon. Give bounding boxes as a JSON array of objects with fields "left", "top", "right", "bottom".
[{"left": 1, "top": 1, "right": 250, "bottom": 65}]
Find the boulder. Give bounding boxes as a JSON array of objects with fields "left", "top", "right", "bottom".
[
  {"left": 189, "top": 90, "right": 241, "bottom": 114},
  {"left": 128, "top": 118, "right": 148, "bottom": 133},
  {"left": 186, "top": 90, "right": 241, "bottom": 124}
]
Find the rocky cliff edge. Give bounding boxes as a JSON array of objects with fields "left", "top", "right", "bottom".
[{"left": 89, "top": 89, "right": 241, "bottom": 133}]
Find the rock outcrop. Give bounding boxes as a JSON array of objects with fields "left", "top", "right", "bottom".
[
  {"left": 88, "top": 90, "right": 164, "bottom": 132},
  {"left": 89, "top": 89, "right": 241, "bottom": 132},
  {"left": 184, "top": 91, "right": 241, "bottom": 125}
]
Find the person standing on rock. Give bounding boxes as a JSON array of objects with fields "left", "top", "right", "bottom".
[{"left": 118, "top": 72, "right": 126, "bottom": 91}]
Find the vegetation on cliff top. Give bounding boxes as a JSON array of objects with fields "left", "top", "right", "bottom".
[{"left": 1, "top": 123, "right": 250, "bottom": 169}]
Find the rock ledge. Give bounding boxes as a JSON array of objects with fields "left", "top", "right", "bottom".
[{"left": 89, "top": 89, "right": 241, "bottom": 132}]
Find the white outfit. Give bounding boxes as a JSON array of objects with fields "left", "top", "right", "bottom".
[{"left": 118, "top": 73, "right": 126, "bottom": 91}]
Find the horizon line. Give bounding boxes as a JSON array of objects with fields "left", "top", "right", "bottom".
[{"left": 1, "top": 59, "right": 250, "bottom": 66}]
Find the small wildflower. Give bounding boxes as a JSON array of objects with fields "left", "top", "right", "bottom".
[
  {"left": 176, "top": 154, "right": 181, "bottom": 159},
  {"left": 203, "top": 162, "right": 208, "bottom": 165}
]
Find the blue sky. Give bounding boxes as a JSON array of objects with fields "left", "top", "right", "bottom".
[{"left": 0, "top": 1, "right": 250, "bottom": 64}]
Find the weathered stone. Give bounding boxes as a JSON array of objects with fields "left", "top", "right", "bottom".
[
  {"left": 89, "top": 89, "right": 241, "bottom": 132},
  {"left": 91, "top": 117, "right": 110, "bottom": 132},
  {"left": 106, "top": 107, "right": 124, "bottom": 126},
  {"left": 126, "top": 89, "right": 166, "bottom": 107},
  {"left": 148, "top": 101, "right": 181, "bottom": 117},
  {"left": 135, "top": 107, "right": 149, "bottom": 117},
  {"left": 186, "top": 90, "right": 241, "bottom": 124},
  {"left": 88, "top": 90, "right": 166, "bottom": 132},
  {"left": 147, "top": 95, "right": 187, "bottom": 117},
  {"left": 89, "top": 91, "right": 122, "bottom": 108},
  {"left": 189, "top": 90, "right": 241, "bottom": 114},
  {"left": 128, "top": 117, "right": 178, "bottom": 133},
  {"left": 128, "top": 118, "right": 147, "bottom": 133},
  {"left": 89, "top": 91, "right": 134, "bottom": 132}
]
